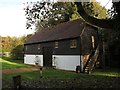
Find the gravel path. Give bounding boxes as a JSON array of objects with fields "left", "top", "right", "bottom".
[{"left": 2, "top": 67, "right": 40, "bottom": 74}]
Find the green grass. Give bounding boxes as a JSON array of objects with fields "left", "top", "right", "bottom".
[
  {"left": 0, "top": 56, "right": 31, "bottom": 70},
  {"left": 1, "top": 56, "right": 120, "bottom": 88},
  {"left": 2, "top": 56, "right": 24, "bottom": 63},
  {"left": 92, "top": 68, "right": 120, "bottom": 77},
  {"left": 3, "top": 69, "right": 81, "bottom": 80},
  {"left": 3, "top": 68, "right": 120, "bottom": 80},
  {"left": 2, "top": 68, "right": 120, "bottom": 88}
]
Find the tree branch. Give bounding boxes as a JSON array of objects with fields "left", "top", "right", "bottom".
[{"left": 75, "top": 2, "right": 114, "bottom": 29}]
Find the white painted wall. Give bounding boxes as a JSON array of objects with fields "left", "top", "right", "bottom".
[
  {"left": 24, "top": 54, "right": 43, "bottom": 66},
  {"left": 52, "top": 55, "right": 81, "bottom": 71},
  {"left": 24, "top": 54, "right": 83, "bottom": 71}
]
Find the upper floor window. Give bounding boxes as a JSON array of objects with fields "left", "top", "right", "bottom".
[
  {"left": 38, "top": 44, "right": 41, "bottom": 50},
  {"left": 91, "top": 36, "right": 95, "bottom": 48},
  {"left": 70, "top": 39, "right": 77, "bottom": 48},
  {"left": 25, "top": 46, "right": 28, "bottom": 51},
  {"left": 54, "top": 41, "right": 59, "bottom": 48}
]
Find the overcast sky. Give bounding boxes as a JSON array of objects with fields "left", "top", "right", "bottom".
[{"left": 0, "top": 0, "right": 112, "bottom": 37}]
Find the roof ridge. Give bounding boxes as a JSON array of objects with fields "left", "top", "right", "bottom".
[{"left": 36, "top": 18, "right": 82, "bottom": 32}]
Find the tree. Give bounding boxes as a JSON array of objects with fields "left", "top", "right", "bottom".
[
  {"left": 1, "top": 36, "right": 11, "bottom": 52},
  {"left": 10, "top": 35, "right": 32, "bottom": 59},
  {"left": 82, "top": 1, "right": 107, "bottom": 19},
  {"left": 11, "top": 45, "right": 24, "bottom": 60},
  {"left": 19, "top": 34, "right": 32, "bottom": 44},
  {"left": 24, "top": 1, "right": 79, "bottom": 30},
  {"left": 75, "top": 1, "right": 120, "bottom": 67},
  {"left": 1, "top": 35, "right": 32, "bottom": 58},
  {"left": 75, "top": 1, "right": 120, "bottom": 29}
]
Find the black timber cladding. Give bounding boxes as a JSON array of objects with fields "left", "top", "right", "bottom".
[
  {"left": 80, "top": 25, "right": 99, "bottom": 55},
  {"left": 25, "top": 37, "right": 81, "bottom": 55}
]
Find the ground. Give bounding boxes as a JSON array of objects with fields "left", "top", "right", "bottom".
[
  {"left": 2, "top": 67, "right": 39, "bottom": 74},
  {"left": 1, "top": 56, "right": 120, "bottom": 89}
]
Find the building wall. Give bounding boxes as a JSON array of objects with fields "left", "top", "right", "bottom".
[
  {"left": 24, "top": 37, "right": 81, "bottom": 55},
  {"left": 52, "top": 55, "right": 81, "bottom": 71},
  {"left": 81, "top": 25, "right": 99, "bottom": 55},
  {"left": 24, "top": 25, "right": 99, "bottom": 71},
  {"left": 24, "top": 37, "right": 82, "bottom": 71},
  {"left": 24, "top": 54, "right": 82, "bottom": 71},
  {"left": 24, "top": 54, "right": 43, "bottom": 66}
]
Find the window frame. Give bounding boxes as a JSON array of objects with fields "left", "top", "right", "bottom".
[
  {"left": 38, "top": 44, "right": 41, "bottom": 50},
  {"left": 70, "top": 39, "right": 77, "bottom": 48},
  {"left": 54, "top": 41, "right": 59, "bottom": 48},
  {"left": 91, "top": 36, "right": 95, "bottom": 48}
]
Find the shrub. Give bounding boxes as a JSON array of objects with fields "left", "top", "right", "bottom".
[{"left": 11, "top": 45, "right": 24, "bottom": 60}]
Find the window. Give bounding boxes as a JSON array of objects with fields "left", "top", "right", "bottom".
[
  {"left": 70, "top": 39, "right": 77, "bottom": 48},
  {"left": 91, "top": 36, "right": 95, "bottom": 48},
  {"left": 25, "top": 46, "right": 28, "bottom": 51},
  {"left": 55, "top": 41, "right": 59, "bottom": 48},
  {"left": 38, "top": 44, "right": 41, "bottom": 50}
]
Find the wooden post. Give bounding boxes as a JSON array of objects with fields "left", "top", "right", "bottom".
[
  {"left": 40, "top": 67, "right": 43, "bottom": 78},
  {"left": 76, "top": 65, "right": 80, "bottom": 73},
  {"left": 102, "top": 40, "right": 106, "bottom": 69},
  {"left": 13, "top": 75, "right": 21, "bottom": 90}
]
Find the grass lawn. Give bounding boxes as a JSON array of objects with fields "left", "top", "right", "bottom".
[
  {"left": 1, "top": 56, "right": 120, "bottom": 89},
  {"left": 2, "top": 68, "right": 120, "bottom": 89},
  {"left": 0, "top": 56, "right": 31, "bottom": 70}
]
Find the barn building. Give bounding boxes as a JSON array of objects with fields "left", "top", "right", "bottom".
[{"left": 24, "top": 19, "right": 99, "bottom": 72}]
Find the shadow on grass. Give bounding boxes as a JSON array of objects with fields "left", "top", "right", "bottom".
[
  {"left": 91, "top": 68, "right": 120, "bottom": 78},
  {"left": 2, "top": 56, "right": 24, "bottom": 63},
  {"left": 2, "top": 56, "right": 12, "bottom": 61},
  {"left": 2, "top": 68, "right": 120, "bottom": 89}
]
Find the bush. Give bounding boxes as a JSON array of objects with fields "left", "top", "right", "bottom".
[{"left": 11, "top": 45, "right": 24, "bottom": 60}]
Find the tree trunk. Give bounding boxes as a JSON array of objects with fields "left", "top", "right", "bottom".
[{"left": 75, "top": 2, "right": 114, "bottom": 29}]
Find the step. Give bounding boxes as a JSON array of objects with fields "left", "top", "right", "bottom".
[{"left": 84, "top": 66, "right": 89, "bottom": 73}]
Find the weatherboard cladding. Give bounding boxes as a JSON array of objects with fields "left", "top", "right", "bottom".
[
  {"left": 26, "top": 19, "right": 85, "bottom": 44},
  {"left": 25, "top": 37, "right": 81, "bottom": 55}
]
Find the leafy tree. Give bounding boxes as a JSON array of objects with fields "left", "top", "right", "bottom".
[
  {"left": 11, "top": 45, "right": 24, "bottom": 60},
  {"left": 75, "top": 1, "right": 120, "bottom": 68},
  {"left": 82, "top": 1, "right": 107, "bottom": 19},
  {"left": 10, "top": 35, "right": 32, "bottom": 59},
  {"left": 2, "top": 36, "right": 12, "bottom": 52},
  {"left": 0, "top": 34, "right": 32, "bottom": 59},
  {"left": 19, "top": 34, "right": 32, "bottom": 44},
  {"left": 24, "top": 1, "right": 79, "bottom": 30}
]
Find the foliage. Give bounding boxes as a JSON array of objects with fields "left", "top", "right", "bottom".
[
  {"left": 2, "top": 36, "right": 24, "bottom": 52},
  {"left": 82, "top": 0, "right": 107, "bottom": 19},
  {"left": 2, "top": 36, "right": 12, "bottom": 52},
  {"left": 10, "top": 45, "right": 24, "bottom": 60},
  {"left": 76, "top": 1, "right": 120, "bottom": 68},
  {"left": 24, "top": 0, "right": 108, "bottom": 30},
  {"left": 19, "top": 34, "right": 33, "bottom": 44},
  {"left": 24, "top": 1, "right": 80, "bottom": 30},
  {"left": 103, "top": 2, "right": 120, "bottom": 68},
  {"left": 1, "top": 35, "right": 32, "bottom": 59}
]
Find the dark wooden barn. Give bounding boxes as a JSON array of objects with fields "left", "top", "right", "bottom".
[{"left": 24, "top": 19, "right": 99, "bottom": 73}]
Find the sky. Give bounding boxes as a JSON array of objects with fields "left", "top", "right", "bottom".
[{"left": 0, "top": 0, "right": 112, "bottom": 37}]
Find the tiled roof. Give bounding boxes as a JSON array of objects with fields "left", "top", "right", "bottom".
[{"left": 25, "top": 19, "right": 85, "bottom": 44}]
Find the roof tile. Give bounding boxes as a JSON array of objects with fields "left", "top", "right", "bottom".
[{"left": 26, "top": 19, "right": 85, "bottom": 44}]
